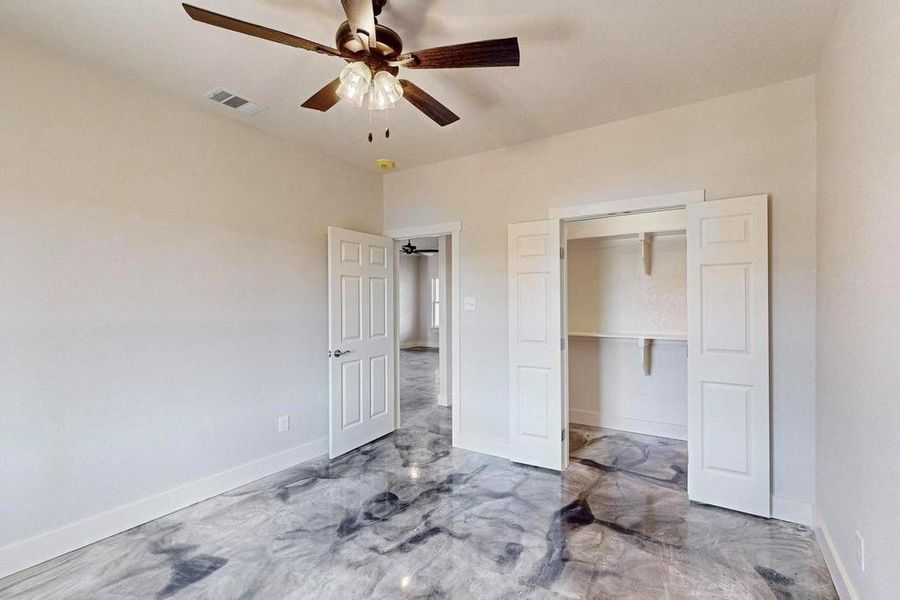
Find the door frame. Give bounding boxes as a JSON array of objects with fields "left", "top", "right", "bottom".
[
  {"left": 383, "top": 221, "right": 461, "bottom": 448},
  {"left": 548, "top": 190, "right": 705, "bottom": 468}
]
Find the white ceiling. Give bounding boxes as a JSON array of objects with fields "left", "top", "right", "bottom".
[{"left": 1, "top": 0, "right": 837, "bottom": 172}]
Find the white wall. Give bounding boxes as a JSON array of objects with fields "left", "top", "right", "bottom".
[
  {"left": 397, "top": 239, "right": 441, "bottom": 349},
  {"left": 416, "top": 254, "right": 440, "bottom": 348},
  {"left": 384, "top": 76, "right": 818, "bottom": 514},
  {"left": 0, "top": 38, "right": 382, "bottom": 576},
  {"left": 398, "top": 253, "right": 419, "bottom": 346},
  {"left": 569, "top": 338, "right": 687, "bottom": 440},
  {"left": 568, "top": 235, "right": 687, "bottom": 336},
  {"left": 815, "top": 1, "right": 900, "bottom": 597},
  {"left": 567, "top": 233, "right": 687, "bottom": 439}
]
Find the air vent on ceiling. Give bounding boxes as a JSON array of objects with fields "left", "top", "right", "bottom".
[{"left": 205, "top": 88, "right": 265, "bottom": 116}]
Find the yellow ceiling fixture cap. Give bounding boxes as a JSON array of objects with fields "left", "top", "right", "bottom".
[{"left": 376, "top": 158, "right": 396, "bottom": 171}]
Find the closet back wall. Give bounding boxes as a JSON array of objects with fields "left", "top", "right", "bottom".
[{"left": 568, "top": 234, "right": 688, "bottom": 439}]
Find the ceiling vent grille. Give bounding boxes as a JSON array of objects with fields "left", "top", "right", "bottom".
[{"left": 205, "top": 88, "right": 265, "bottom": 116}]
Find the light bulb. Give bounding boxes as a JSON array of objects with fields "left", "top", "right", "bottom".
[
  {"left": 336, "top": 61, "right": 372, "bottom": 108},
  {"left": 368, "top": 71, "right": 404, "bottom": 110}
]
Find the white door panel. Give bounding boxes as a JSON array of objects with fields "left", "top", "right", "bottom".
[
  {"left": 329, "top": 227, "right": 395, "bottom": 458},
  {"left": 687, "top": 195, "right": 770, "bottom": 516},
  {"left": 508, "top": 221, "right": 563, "bottom": 470}
]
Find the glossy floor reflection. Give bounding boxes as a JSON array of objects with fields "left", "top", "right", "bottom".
[{"left": 0, "top": 348, "right": 836, "bottom": 599}]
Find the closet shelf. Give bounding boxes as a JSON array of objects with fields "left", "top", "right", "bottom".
[
  {"left": 568, "top": 332, "right": 686, "bottom": 376},
  {"left": 568, "top": 331, "right": 687, "bottom": 341}
]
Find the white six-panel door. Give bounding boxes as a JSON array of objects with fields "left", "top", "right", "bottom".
[
  {"left": 508, "top": 221, "right": 564, "bottom": 470},
  {"left": 328, "top": 227, "right": 395, "bottom": 458},
  {"left": 686, "top": 195, "right": 770, "bottom": 516}
]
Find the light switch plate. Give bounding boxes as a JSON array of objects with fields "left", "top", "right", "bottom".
[{"left": 464, "top": 297, "right": 476, "bottom": 311}]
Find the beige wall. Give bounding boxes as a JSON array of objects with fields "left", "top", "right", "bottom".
[
  {"left": 0, "top": 37, "right": 381, "bottom": 567},
  {"left": 815, "top": 0, "right": 900, "bottom": 597},
  {"left": 384, "top": 76, "right": 818, "bottom": 514}
]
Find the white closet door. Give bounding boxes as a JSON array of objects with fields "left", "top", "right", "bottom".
[
  {"left": 328, "top": 227, "right": 395, "bottom": 459},
  {"left": 508, "top": 220, "right": 564, "bottom": 470},
  {"left": 686, "top": 195, "right": 770, "bottom": 516}
]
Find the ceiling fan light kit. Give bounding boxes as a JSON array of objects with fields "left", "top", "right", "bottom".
[
  {"left": 182, "top": 0, "right": 520, "bottom": 140},
  {"left": 336, "top": 61, "right": 375, "bottom": 108},
  {"left": 368, "top": 71, "right": 404, "bottom": 110}
]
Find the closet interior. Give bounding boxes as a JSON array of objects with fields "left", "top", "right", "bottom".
[{"left": 567, "top": 209, "right": 688, "bottom": 441}]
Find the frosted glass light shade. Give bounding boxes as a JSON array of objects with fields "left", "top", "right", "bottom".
[
  {"left": 336, "top": 61, "right": 372, "bottom": 108},
  {"left": 368, "top": 71, "right": 404, "bottom": 110}
]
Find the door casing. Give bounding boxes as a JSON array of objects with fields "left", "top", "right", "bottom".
[
  {"left": 545, "top": 189, "right": 772, "bottom": 517},
  {"left": 548, "top": 190, "right": 706, "bottom": 468}
]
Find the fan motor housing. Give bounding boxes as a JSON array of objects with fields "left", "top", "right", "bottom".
[{"left": 336, "top": 21, "right": 403, "bottom": 67}]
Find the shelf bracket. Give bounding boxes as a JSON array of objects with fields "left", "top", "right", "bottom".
[
  {"left": 638, "top": 232, "right": 651, "bottom": 274},
  {"left": 638, "top": 337, "right": 652, "bottom": 376}
]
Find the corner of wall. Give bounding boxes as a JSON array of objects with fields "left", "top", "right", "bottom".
[{"left": 814, "top": 507, "right": 860, "bottom": 600}]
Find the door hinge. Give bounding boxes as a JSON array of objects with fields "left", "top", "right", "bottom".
[
  {"left": 561, "top": 428, "right": 566, "bottom": 441},
  {"left": 561, "top": 337, "right": 566, "bottom": 351},
  {"left": 560, "top": 247, "right": 565, "bottom": 260}
]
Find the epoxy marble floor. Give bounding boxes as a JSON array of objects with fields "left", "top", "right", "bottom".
[{"left": 0, "top": 348, "right": 836, "bottom": 599}]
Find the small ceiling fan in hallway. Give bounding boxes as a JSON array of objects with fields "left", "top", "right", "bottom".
[
  {"left": 400, "top": 240, "right": 438, "bottom": 255},
  {"left": 181, "top": 0, "right": 520, "bottom": 132}
]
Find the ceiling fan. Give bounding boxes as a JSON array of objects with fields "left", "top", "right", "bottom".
[
  {"left": 400, "top": 240, "right": 439, "bottom": 255},
  {"left": 182, "top": 1, "right": 520, "bottom": 130}
]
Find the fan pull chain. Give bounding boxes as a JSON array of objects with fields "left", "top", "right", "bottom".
[
  {"left": 385, "top": 109, "right": 390, "bottom": 139},
  {"left": 367, "top": 110, "right": 373, "bottom": 143}
]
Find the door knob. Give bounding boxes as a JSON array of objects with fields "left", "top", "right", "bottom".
[{"left": 333, "top": 349, "right": 351, "bottom": 357}]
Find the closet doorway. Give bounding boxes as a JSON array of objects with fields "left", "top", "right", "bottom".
[
  {"left": 566, "top": 210, "right": 688, "bottom": 443},
  {"left": 507, "top": 192, "right": 772, "bottom": 517}
]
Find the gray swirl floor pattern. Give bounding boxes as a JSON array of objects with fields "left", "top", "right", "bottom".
[{"left": 0, "top": 348, "right": 836, "bottom": 599}]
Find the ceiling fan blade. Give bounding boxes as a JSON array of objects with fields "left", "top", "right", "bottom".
[
  {"left": 182, "top": 4, "right": 343, "bottom": 57},
  {"left": 300, "top": 78, "right": 342, "bottom": 112},
  {"left": 399, "top": 80, "right": 460, "bottom": 127},
  {"left": 340, "top": 0, "right": 377, "bottom": 50},
  {"left": 404, "top": 38, "right": 520, "bottom": 69},
  {"left": 415, "top": 249, "right": 439, "bottom": 253}
]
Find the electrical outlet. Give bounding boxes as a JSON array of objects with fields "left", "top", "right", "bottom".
[
  {"left": 277, "top": 415, "right": 291, "bottom": 433},
  {"left": 464, "top": 297, "right": 476, "bottom": 311},
  {"left": 855, "top": 531, "right": 865, "bottom": 572}
]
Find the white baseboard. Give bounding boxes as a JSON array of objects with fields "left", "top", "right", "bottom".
[
  {"left": 0, "top": 436, "right": 328, "bottom": 580},
  {"left": 454, "top": 433, "right": 509, "bottom": 460},
  {"left": 400, "top": 341, "right": 438, "bottom": 349},
  {"left": 569, "top": 409, "right": 687, "bottom": 441},
  {"left": 771, "top": 495, "right": 813, "bottom": 526},
  {"left": 814, "top": 507, "right": 859, "bottom": 600}
]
